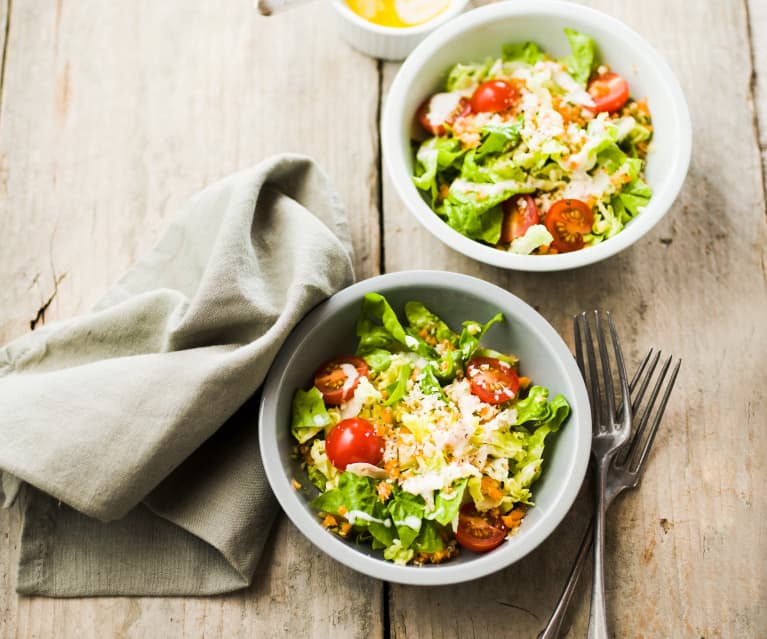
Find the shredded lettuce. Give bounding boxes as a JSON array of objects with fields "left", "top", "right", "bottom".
[
  {"left": 446, "top": 59, "right": 492, "bottom": 91},
  {"left": 508, "top": 224, "right": 554, "bottom": 255},
  {"left": 295, "top": 295, "right": 572, "bottom": 566},
  {"left": 411, "top": 28, "right": 653, "bottom": 254}
]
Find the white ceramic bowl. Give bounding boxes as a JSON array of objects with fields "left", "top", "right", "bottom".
[
  {"left": 332, "top": 0, "right": 470, "bottom": 61},
  {"left": 382, "top": 1, "right": 692, "bottom": 271},
  {"left": 259, "top": 271, "right": 590, "bottom": 585}
]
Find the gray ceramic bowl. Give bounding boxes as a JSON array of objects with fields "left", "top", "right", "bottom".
[{"left": 259, "top": 271, "right": 590, "bottom": 585}]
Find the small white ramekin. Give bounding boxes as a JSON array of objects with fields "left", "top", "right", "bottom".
[{"left": 331, "top": 0, "right": 470, "bottom": 61}]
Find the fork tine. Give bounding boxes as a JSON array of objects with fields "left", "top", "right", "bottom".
[
  {"left": 606, "top": 312, "right": 631, "bottom": 433},
  {"left": 631, "top": 357, "right": 681, "bottom": 473},
  {"left": 615, "top": 349, "right": 661, "bottom": 465},
  {"left": 583, "top": 311, "right": 602, "bottom": 429},
  {"left": 628, "top": 348, "right": 654, "bottom": 397},
  {"left": 575, "top": 312, "right": 601, "bottom": 430},
  {"left": 629, "top": 350, "right": 662, "bottom": 418},
  {"left": 595, "top": 311, "right": 616, "bottom": 427}
]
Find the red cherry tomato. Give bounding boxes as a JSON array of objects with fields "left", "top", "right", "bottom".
[
  {"left": 325, "top": 418, "right": 385, "bottom": 471},
  {"left": 543, "top": 198, "right": 595, "bottom": 253},
  {"left": 314, "top": 356, "right": 369, "bottom": 406},
  {"left": 466, "top": 357, "right": 520, "bottom": 404},
  {"left": 470, "top": 80, "right": 518, "bottom": 113},
  {"left": 416, "top": 93, "right": 472, "bottom": 136},
  {"left": 500, "top": 194, "right": 541, "bottom": 243},
  {"left": 455, "top": 503, "right": 507, "bottom": 552},
  {"left": 587, "top": 72, "right": 630, "bottom": 114}
]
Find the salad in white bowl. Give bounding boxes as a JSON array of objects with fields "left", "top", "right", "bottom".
[
  {"left": 289, "top": 293, "right": 570, "bottom": 565},
  {"left": 412, "top": 28, "right": 654, "bottom": 255},
  {"left": 381, "top": 1, "right": 691, "bottom": 271}
]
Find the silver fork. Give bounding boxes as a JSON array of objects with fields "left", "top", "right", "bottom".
[
  {"left": 575, "top": 310, "right": 633, "bottom": 639},
  {"left": 538, "top": 347, "right": 681, "bottom": 639}
]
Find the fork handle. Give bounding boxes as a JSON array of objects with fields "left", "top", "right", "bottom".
[
  {"left": 588, "top": 460, "right": 611, "bottom": 639},
  {"left": 537, "top": 520, "right": 594, "bottom": 639}
]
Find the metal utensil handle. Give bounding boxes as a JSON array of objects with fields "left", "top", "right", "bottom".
[
  {"left": 588, "top": 459, "right": 611, "bottom": 639},
  {"left": 537, "top": 520, "right": 594, "bottom": 639}
]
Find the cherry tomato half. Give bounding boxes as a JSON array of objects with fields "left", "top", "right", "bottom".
[
  {"left": 587, "top": 72, "right": 630, "bottom": 114},
  {"left": 470, "top": 80, "right": 519, "bottom": 113},
  {"left": 466, "top": 357, "right": 520, "bottom": 404},
  {"left": 314, "top": 356, "right": 369, "bottom": 406},
  {"left": 500, "top": 194, "right": 541, "bottom": 243},
  {"left": 543, "top": 198, "right": 594, "bottom": 253},
  {"left": 455, "top": 503, "right": 507, "bottom": 552},
  {"left": 325, "top": 417, "right": 385, "bottom": 471},
  {"left": 416, "top": 93, "right": 472, "bottom": 136}
]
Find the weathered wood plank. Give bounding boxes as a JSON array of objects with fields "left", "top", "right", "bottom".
[
  {"left": 0, "top": 1, "right": 382, "bottom": 638},
  {"left": 0, "top": 0, "right": 7, "bottom": 93},
  {"left": 749, "top": 0, "right": 767, "bottom": 184},
  {"left": 383, "top": 0, "right": 767, "bottom": 636}
]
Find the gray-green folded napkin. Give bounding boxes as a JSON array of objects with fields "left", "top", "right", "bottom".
[{"left": 0, "top": 154, "right": 355, "bottom": 596}]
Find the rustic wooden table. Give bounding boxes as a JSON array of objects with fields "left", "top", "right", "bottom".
[{"left": 1, "top": 1, "right": 765, "bottom": 637}]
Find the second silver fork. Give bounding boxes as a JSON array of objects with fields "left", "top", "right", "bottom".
[{"left": 538, "top": 347, "right": 681, "bottom": 639}]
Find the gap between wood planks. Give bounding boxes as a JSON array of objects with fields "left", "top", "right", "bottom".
[
  {"left": 744, "top": 0, "right": 767, "bottom": 212},
  {"left": 0, "top": 0, "right": 10, "bottom": 119},
  {"left": 373, "top": 56, "right": 393, "bottom": 639},
  {"left": 376, "top": 59, "right": 387, "bottom": 277}
]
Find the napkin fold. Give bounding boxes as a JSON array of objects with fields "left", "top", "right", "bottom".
[{"left": 0, "top": 154, "right": 355, "bottom": 596}]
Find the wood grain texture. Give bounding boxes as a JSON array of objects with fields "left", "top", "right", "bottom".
[
  {"left": 1, "top": 0, "right": 766, "bottom": 636},
  {"left": 0, "top": 1, "right": 382, "bottom": 638},
  {"left": 749, "top": 0, "right": 767, "bottom": 182},
  {"left": 383, "top": 0, "right": 767, "bottom": 637}
]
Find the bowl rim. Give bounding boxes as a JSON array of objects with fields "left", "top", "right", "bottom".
[
  {"left": 381, "top": 0, "right": 692, "bottom": 272},
  {"left": 258, "top": 270, "right": 591, "bottom": 585},
  {"left": 331, "top": 0, "right": 471, "bottom": 38}
]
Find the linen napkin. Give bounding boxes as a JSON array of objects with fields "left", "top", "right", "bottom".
[{"left": 0, "top": 154, "right": 355, "bottom": 596}]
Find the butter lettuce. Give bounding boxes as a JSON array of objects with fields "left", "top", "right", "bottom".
[
  {"left": 296, "top": 294, "right": 571, "bottom": 566},
  {"left": 291, "top": 387, "right": 333, "bottom": 444},
  {"left": 411, "top": 27, "right": 653, "bottom": 255},
  {"left": 502, "top": 41, "right": 545, "bottom": 65},
  {"left": 561, "top": 28, "right": 596, "bottom": 86}
]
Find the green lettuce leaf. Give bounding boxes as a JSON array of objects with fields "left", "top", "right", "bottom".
[
  {"left": 617, "top": 177, "right": 652, "bottom": 216},
  {"left": 362, "top": 348, "right": 393, "bottom": 373},
  {"left": 427, "top": 478, "right": 468, "bottom": 525},
  {"left": 383, "top": 539, "right": 415, "bottom": 564},
  {"left": 291, "top": 387, "right": 333, "bottom": 443},
  {"left": 443, "top": 198, "right": 505, "bottom": 244},
  {"left": 459, "top": 312, "right": 504, "bottom": 361},
  {"left": 307, "top": 439, "right": 339, "bottom": 491},
  {"left": 590, "top": 199, "right": 625, "bottom": 240},
  {"left": 475, "top": 120, "right": 523, "bottom": 161},
  {"left": 513, "top": 385, "right": 557, "bottom": 425},
  {"left": 356, "top": 292, "right": 409, "bottom": 355},
  {"left": 446, "top": 60, "right": 492, "bottom": 91},
  {"left": 508, "top": 224, "right": 554, "bottom": 255},
  {"left": 562, "top": 28, "right": 596, "bottom": 86},
  {"left": 404, "top": 301, "right": 458, "bottom": 343},
  {"left": 411, "top": 520, "right": 445, "bottom": 553},
  {"left": 419, "top": 362, "right": 448, "bottom": 400},
  {"left": 413, "top": 137, "right": 465, "bottom": 205},
  {"left": 502, "top": 41, "right": 545, "bottom": 64},
  {"left": 387, "top": 489, "right": 426, "bottom": 549},
  {"left": 311, "top": 472, "right": 394, "bottom": 547},
  {"left": 383, "top": 360, "right": 411, "bottom": 406}
]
